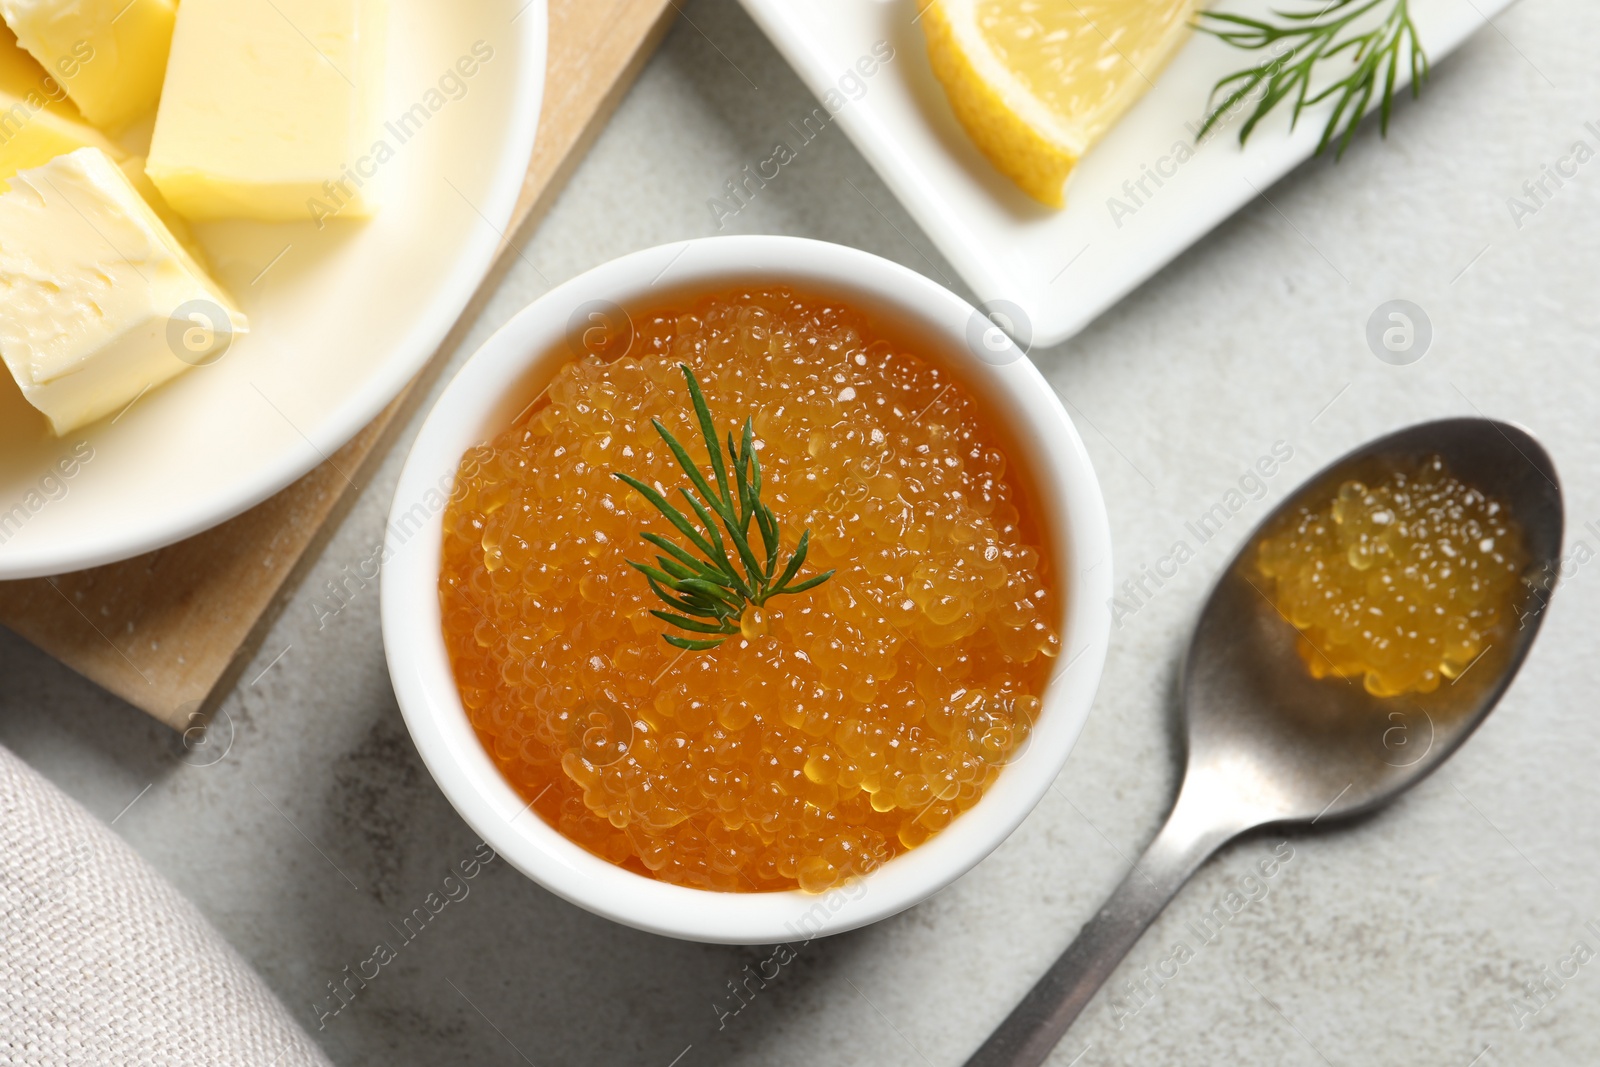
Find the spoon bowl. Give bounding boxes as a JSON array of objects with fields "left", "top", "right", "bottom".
[
  {"left": 966, "top": 417, "right": 1564, "bottom": 1067},
  {"left": 1184, "top": 416, "right": 1564, "bottom": 829}
]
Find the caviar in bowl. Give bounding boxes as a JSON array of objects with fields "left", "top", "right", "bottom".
[{"left": 381, "top": 237, "right": 1112, "bottom": 943}]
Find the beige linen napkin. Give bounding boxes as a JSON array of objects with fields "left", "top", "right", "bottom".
[{"left": 0, "top": 743, "right": 332, "bottom": 1066}]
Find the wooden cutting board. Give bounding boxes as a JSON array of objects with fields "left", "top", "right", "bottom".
[{"left": 0, "top": 0, "right": 677, "bottom": 732}]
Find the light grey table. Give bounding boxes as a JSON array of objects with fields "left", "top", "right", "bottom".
[{"left": 3, "top": 0, "right": 1597, "bottom": 1063}]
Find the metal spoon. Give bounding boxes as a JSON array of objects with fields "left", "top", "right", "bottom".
[{"left": 966, "top": 417, "right": 1564, "bottom": 1067}]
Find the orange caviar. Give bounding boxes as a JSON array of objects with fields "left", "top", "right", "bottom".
[
  {"left": 439, "top": 286, "right": 1060, "bottom": 893},
  {"left": 1257, "top": 455, "right": 1527, "bottom": 697}
]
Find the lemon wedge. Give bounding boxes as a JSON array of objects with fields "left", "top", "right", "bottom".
[{"left": 922, "top": 0, "right": 1198, "bottom": 207}]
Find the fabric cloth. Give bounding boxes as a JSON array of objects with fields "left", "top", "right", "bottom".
[{"left": 0, "top": 744, "right": 332, "bottom": 1066}]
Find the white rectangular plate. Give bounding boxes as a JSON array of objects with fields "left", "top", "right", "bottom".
[{"left": 735, "top": 0, "right": 1513, "bottom": 347}]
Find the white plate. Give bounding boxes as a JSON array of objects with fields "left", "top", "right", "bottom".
[
  {"left": 734, "top": 0, "right": 1512, "bottom": 347},
  {"left": 0, "top": 1, "right": 546, "bottom": 579}
]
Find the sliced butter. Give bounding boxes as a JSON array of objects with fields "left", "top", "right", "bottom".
[
  {"left": 0, "top": 147, "right": 247, "bottom": 435},
  {"left": 0, "top": 24, "right": 122, "bottom": 182},
  {"left": 147, "top": 0, "right": 386, "bottom": 223},
  {"left": 0, "top": 0, "right": 176, "bottom": 131}
]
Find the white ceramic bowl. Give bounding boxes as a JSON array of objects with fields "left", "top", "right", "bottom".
[{"left": 381, "top": 236, "right": 1112, "bottom": 944}]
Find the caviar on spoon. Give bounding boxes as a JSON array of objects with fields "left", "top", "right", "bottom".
[{"left": 966, "top": 418, "right": 1563, "bottom": 1067}]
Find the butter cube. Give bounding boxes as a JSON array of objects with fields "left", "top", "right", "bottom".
[
  {"left": 0, "top": 0, "right": 176, "bottom": 131},
  {"left": 148, "top": 0, "right": 386, "bottom": 222},
  {"left": 0, "top": 25, "right": 122, "bottom": 182},
  {"left": 0, "top": 147, "right": 247, "bottom": 434}
]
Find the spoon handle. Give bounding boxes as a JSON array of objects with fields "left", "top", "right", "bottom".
[{"left": 962, "top": 777, "right": 1251, "bottom": 1067}]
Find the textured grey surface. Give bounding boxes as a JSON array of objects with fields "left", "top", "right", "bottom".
[{"left": 2, "top": 0, "right": 1598, "bottom": 1063}]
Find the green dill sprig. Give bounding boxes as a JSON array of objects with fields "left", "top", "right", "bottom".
[
  {"left": 613, "top": 364, "right": 834, "bottom": 651},
  {"left": 1196, "top": 0, "right": 1429, "bottom": 157}
]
